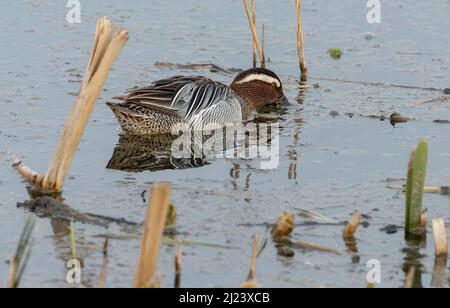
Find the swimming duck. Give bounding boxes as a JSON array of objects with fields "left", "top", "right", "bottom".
[{"left": 107, "top": 67, "right": 287, "bottom": 135}]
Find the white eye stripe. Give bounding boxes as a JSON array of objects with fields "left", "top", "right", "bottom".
[{"left": 235, "top": 74, "right": 281, "bottom": 88}]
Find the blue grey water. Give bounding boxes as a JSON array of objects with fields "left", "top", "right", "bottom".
[{"left": 0, "top": 0, "right": 449, "bottom": 287}]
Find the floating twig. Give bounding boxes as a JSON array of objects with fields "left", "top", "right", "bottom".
[
  {"left": 134, "top": 184, "right": 171, "bottom": 288},
  {"left": 310, "top": 76, "right": 443, "bottom": 92},
  {"left": 387, "top": 185, "right": 449, "bottom": 195},
  {"left": 414, "top": 96, "right": 450, "bottom": 106},
  {"left": 294, "top": 241, "right": 343, "bottom": 255},
  {"left": 153, "top": 61, "right": 241, "bottom": 75},
  {"left": 296, "top": 0, "right": 308, "bottom": 80}
]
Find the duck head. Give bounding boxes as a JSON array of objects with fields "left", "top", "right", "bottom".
[{"left": 230, "top": 68, "right": 288, "bottom": 108}]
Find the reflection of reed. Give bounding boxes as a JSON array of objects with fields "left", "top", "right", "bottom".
[
  {"left": 402, "top": 239, "right": 426, "bottom": 288},
  {"left": 106, "top": 134, "right": 209, "bottom": 172}
]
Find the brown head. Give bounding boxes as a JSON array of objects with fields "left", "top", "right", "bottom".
[{"left": 230, "top": 68, "right": 288, "bottom": 109}]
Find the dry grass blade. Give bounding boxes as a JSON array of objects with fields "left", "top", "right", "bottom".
[
  {"left": 247, "top": 233, "right": 259, "bottom": 281},
  {"left": 98, "top": 238, "right": 109, "bottom": 288},
  {"left": 296, "top": 0, "right": 308, "bottom": 80},
  {"left": 174, "top": 239, "right": 182, "bottom": 288},
  {"left": 8, "top": 216, "right": 36, "bottom": 288},
  {"left": 343, "top": 210, "right": 361, "bottom": 239},
  {"left": 251, "top": 0, "right": 257, "bottom": 68},
  {"left": 432, "top": 218, "right": 448, "bottom": 258},
  {"left": 243, "top": 0, "right": 265, "bottom": 67},
  {"left": 134, "top": 183, "right": 172, "bottom": 288},
  {"left": 242, "top": 233, "right": 261, "bottom": 288}
]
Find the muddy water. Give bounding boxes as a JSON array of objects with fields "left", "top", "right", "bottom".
[{"left": 1, "top": 0, "right": 450, "bottom": 288}]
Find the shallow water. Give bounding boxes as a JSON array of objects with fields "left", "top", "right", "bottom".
[{"left": 1, "top": 0, "right": 450, "bottom": 288}]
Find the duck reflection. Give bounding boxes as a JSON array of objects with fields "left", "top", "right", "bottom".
[
  {"left": 106, "top": 134, "right": 210, "bottom": 172},
  {"left": 107, "top": 112, "right": 285, "bottom": 173}
]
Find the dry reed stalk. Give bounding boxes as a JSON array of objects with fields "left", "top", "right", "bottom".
[
  {"left": 42, "top": 18, "right": 128, "bottom": 191},
  {"left": 296, "top": 0, "right": 308, "bottom": 80},
  {"left": 134, "top": 184, "right": 172, "bottom": 288},
  {"left": 174, "top": 239, "right": 182, "bottom": 288},
  {"left": 243, "top": 0, "right": 265, "bottom": 68},
  {"left": 242, "top": 233, "right": 260, "bottom": 288},
  {"left": 272, "top": 212, "right": 295, "bottom": 238},
  {"left": 247, "top": 233, "right": 260, "bottom": 281},
  {"left": 343, "top": 210, "right": 361, "bottom": 239},
  {"left": 251, "top": 0, "right": 257, "bottom": 68},
  {"left": 261, "top": 24, "right": 266, "bottom": 68},
  {"left": 11, "top": 17, "right": 128, "bottom": 192},
  {"left": 98, "top": 238, "right": 109, "bottom": 288},
  {"left": 432, "top": 218, "right": 448, "bottom": 258}
]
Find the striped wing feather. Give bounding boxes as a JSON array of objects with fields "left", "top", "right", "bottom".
[{"left": 114, "top": 76, "right": 235, "bottom": 121}]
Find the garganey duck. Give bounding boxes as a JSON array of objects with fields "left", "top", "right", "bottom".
[{"left": 107, "top": 67, "right": 287, "bottom": 135}]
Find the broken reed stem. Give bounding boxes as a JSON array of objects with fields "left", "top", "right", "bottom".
[
  {"left": 243, "top": 0, "right": 265, "bottom": 68},
  {"left": 11, "top": 155, "right": 45, "bottom": 186},
  {"left": 247, "top": 233, "right": 260, "bottom": 281},
  {"left": 134, "top": 183, "right": 172, "bottom": 288},
  {"left": 38, "top": 17, "right": 128, "bottom": 192},
  {"left": 296, "top": 0, "right": 308, "bottom": 81},
  {"left": 261, "top": 24, "right": 266, "bottom": 68},
  {"left": 272, "top": 212, "right": 295, "bottom": 238},
  {"left": 343, "top": 210, "right": 361, "bottom": 239},
  {"left": 251, "top": 0, "right": 257, "bottom": 68},
  {"left": 432, "top": 218, "right": 448, "bottom": 258},
  {"left": 174, "top": 240, "right": 182, "bottom": 288}
]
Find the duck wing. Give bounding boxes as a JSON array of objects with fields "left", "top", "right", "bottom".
[{"left": 112, "top": 76, "right": 239, "bottom": 122}]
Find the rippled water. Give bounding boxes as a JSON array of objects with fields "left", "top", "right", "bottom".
[{"left": 1, "top": 0, "right": 449, "bottom": 288}]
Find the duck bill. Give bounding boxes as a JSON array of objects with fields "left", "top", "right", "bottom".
[{"left": 278, "top": 94, "right": 290, "bottom": 105}]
